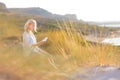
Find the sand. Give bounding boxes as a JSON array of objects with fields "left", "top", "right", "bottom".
[{"left": 70, "top": 65, "right": 120, "bottom": 80}]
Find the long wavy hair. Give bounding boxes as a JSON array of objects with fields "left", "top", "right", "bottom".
[{"left": 24, "top": 19, "right": 37, "bottom": 32}]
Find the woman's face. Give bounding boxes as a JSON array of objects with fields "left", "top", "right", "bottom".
[{"left": 28, "top": 22, "right": 35, "bottom": 31}]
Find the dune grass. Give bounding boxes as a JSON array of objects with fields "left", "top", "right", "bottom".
[
  {"left": 1, "top": 18, "right": 120, "bottom": 79},
  {"left": 38, "top": 22, "right": 120, "bottom": 67}
]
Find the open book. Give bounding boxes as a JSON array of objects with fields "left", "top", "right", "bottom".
[{"left": 42, "top": 37, "right": 48, "bottom": 42}]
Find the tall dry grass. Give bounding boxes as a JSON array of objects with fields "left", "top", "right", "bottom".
[
  {"left": 1, "top": 20, "right": 120, "bottom": 80},
  {"left": 38, "top": 21, "right": 120, "bottom": 67}
]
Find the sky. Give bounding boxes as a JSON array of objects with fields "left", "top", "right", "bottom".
[{"left": 0, "top": 0, "right": 120, "bottom": 22}]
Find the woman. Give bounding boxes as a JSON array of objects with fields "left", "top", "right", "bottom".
[
  {"left": 23, "top": 19, "right": 48, "bottom": 54},
  {"left": 22, "top": 19, "right": 57, "bottom": 69}
]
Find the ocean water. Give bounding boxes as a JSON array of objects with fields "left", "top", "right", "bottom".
[
  {"left": 99, "top": 24, "right": 120, "bottom": 27},
  {"left": 101, "top": 38, "right": 120, "bottom": 46}
]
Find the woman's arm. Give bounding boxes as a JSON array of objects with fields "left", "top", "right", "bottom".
[
  {"left": 32, "top": 37, "right": 48, "bottom": 47},
  {"left": 32, "top": 41, "right": 45, "bottom": 47}
]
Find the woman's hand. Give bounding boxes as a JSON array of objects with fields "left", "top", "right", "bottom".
[{"left": 37, "top": 40, "right": 46, "bottom": 46}]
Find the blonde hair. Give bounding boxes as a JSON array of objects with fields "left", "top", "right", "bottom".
[{"left": 24, "top": 19, "right": 37, "bottom": 32}]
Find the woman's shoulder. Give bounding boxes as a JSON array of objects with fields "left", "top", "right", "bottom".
[
  {"left": 23, "top": 31, "right": 29, "bottom": 36},
  {"left": 23, "top": 31, "right": 34, "bottom": 37}
]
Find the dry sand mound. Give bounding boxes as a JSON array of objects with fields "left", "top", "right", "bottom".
[
  {"left": 0, "top": 71, "right": 21, "bottom": 80},
  {"left": 70, "top": 65, "right": 120, "bottom": 80}
]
